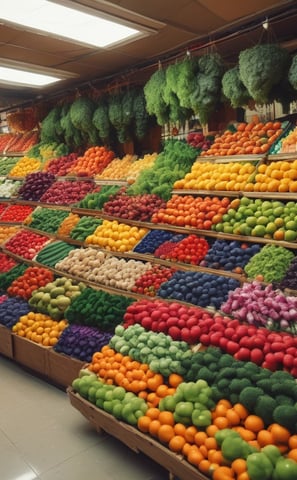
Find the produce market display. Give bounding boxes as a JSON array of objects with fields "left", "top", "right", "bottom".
[{"left": 1, "top": 49, "right": 297, "bottom": 480}]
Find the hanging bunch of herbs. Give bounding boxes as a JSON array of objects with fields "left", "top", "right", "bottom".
[
  {"left": 40, "top": 106, "right": 62, "bottom": 143},
  {"left": 144, "top": 68, "right": 169, "bottom": 126},
  {"left": 132, "top": 88, "right": 151, "bottom": 140},
  {"left": 108, "top": 89, "right": 136, "bottom": 143},
  {"left": 190, "top": 52, "right": 224, "bottom": 125},
  {"left": 60, "top": 104, "right": 84, "bottom": 148},
  {"left": 163, "top": 63, "right": 192, "bottom": 124},
  {"left": 175, "top": 56, "right": 200, "bottom": 109},
  {"left": 92, "top": 97, "right": 112, "bottom": 144},
  {"left": 70, "top": 96, "right": 99, "bottom": 146},
  {"left": 221, "top": 66, "right": 251, "bottom": 108},
  {"left": 288, "top": 54, "right": 297, "bottom": 91},
  {"left": 238, "top": 43, "right": 290, "bottom": 104}
]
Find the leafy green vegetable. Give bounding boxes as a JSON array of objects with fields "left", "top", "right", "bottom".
[
  {"left": 163, "top": 63, "right": 192, "bottom": 124},
  {"left": 92, "top": 97, "right": 112, "bottom": 143},
  {"left": 133, "top": 89, "right": 150, "bottom": 140},
  {"left": 222, "top": 66, "right": 251, "bottom": 108},
  {"left": 190, "top": 53, "right": 224, "bottom": 125},
  {"left": 108, "top": 90, "right": 135, "bottom": 143},
  {"left": 289, "top": 54, "right": 297, "bottom": 90},
  {"left": 175, "top": 56, "right": 200, "bottom": 109},
  {"left": 40, "top": 106, "right": 62, "bottom": 143},
  {"left": 239, "top": 43, "right": 290, "bottom": 104},
  {"left": 70, "top": 96, "right": 99, "bottom": 145},
  {"left": 144, "top": 69, "right": 169, "bottom": 126}
]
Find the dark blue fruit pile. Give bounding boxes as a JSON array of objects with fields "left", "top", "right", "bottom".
[
  {"left": 158, "top": 271, "right": 240, "bottom": 309},
  {"left": 133, "top": 230, "right": 182, "bottom": 254},
  {"left": 54, "top": 324, "right": 113, "bottom": 362},
  {"left": 0, "top": 297, "right": 31, "bottom": 328},
  {"left": 200, "top": 240, "right": 261, "bottom": 272}
]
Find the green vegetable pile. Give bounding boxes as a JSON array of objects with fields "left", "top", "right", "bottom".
[
  {"left": 127, "top": 138, "right": 198, "bottom": 199},
  {"left": 0, "top": 157, "right": 20, "bottom": 175},
  {"left": 182, "top": 347, "right": 297, "bottom": 432},
  {"left": 27, "top": 142, "right": 69, "bottom": 161},
  {"left": 92, "top": 97, "right": 113, "bottom": 144},
  {"left": 244, "top": 244, "right": 294, "bottom": 283},
  {"left": 144, "top": 69, "right": 169, "bottom": 126},
  {"left": 69, "top": 217, "right": 103, "bottom": 241},
  {"left": 78, "top": 185, "right": 121, "bottom": 209},
  {"left": 0, "top": 263, "right": 28, "bottom": 291},
  {"left": 289, "top": 53, "right": 297, "bottom": 90},
  {"left": 65, "top": 287, "right": 134, "bottom": 331},
  {"left": 36, "top": 241, "right": 77, "bottom": 268},
  {"left": 70, "top": 96, "right": 100, "bottom": 146},
  {"left": 28, "top": 207, "right": 70, "bottom": 234},
  {"left": 40, "top": 106, "right": 62, "bottom": 144}
]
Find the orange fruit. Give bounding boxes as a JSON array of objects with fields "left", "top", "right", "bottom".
[
  {"left": 233, "top": 403, "right": 249, "bottom": 420},
  {"left": 204, "top": 437, "right": 218, "bottom": 450},
  {"left": 231, "top": 458, "right": 247, "bottom": 475},
  {"left": 194, "top": 431, "right": 208, "bottom": 446},
  {"left": 212, "top": 465, "right": 235, "bottom": 480},
  {"left": 199, "top": 459, "right": 212, "bottom": 475},
  {"left": 206, "top": 424, "right": 219, "bottom": 437},
  {"left": 145, "top": 407, "right": 160, "bottom": 420},
  {"left": 137, "top": 416, "right": 151, "bottom": 433},
  {"left": 257, "top": 429, "right": 274, "bottom": 447},
  {"left": 244, "top": 415, "right": 264, "bottom": 433},
  {"left": 168, "top": 435, "right": 186, "bottom": 453},
  {"left": 187, "top": 446, "right": 204, "bottom": 467},
  {"left": 158, "top": 411, "right": 175, "bottom": 426},
  {"left": 168, "top": 373, "right": 183, "bottom": 387},
  {"left": 237, "top": 472, "right": 251, "bottom": 480},
  {"left": 289, "top": 435, "right": 297, "bottom": 449},
  {"left": 184, "top": 425, "right": 199, "bottom": 443},
  {"left": 226, "top": 409, "right": 241, "bottom": 426},
  {"left": 208, "top": 449, "right": 223, "bottom": 465},
  {"left": 287, "top": 448, "right": 297, "bottom": 462},
  {"left": 213, "top": 416, "right": 229, "bottom": 430},
  {"left": 148, "top": 419, "right": 161, "bottom": 437},
  {"left": 157, "top": 424, "right": 175, "bottom": 444},
  {"left": 174, "top": 423, "right": 187, "bottom": 437},
  {"left": 269, "top": 423, "right": 291, "bottom": 444}
]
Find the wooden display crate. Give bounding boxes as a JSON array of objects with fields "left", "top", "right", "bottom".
[
  {"left": 47, "top": 350, "right": 85, "bottom": 389},
  {"left": 68, "top": 387, "right": 207, "bottom": 480},
  {"left": 0, "top": 324, "right": 13, "bottom": 358},
  {"left": 12, "top": 334, "right": 49, "bottom": 377}
]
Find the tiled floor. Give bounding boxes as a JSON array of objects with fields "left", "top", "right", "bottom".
[{"left": 0, "top": 356, "right": 169, "bottom": 480}]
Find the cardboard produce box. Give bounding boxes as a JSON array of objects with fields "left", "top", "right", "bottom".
[
  {"left": 12, "top": 334, "right": 49, "bottom": 377},
  {"left": 48, "top": 349, "right": 85, "bottom": 389},
  {"left": 0, "top": 325, "right": 13, "bottom": 358}
]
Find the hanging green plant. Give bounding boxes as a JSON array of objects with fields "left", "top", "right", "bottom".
[
  {"left": 288, "top": 54, "right": 297, "bottom": 91},
  {"left": 70, "top": 96, "right": 99, "bottom": 146},
  {"left": 175, "top": 56, "right": 200, "bottom": 109},
  {"left": 238, "top": 43, "right": 290, "bottom": 104},
  {"left": 40, "top": 106, "right": 62, "bottom": 143},
  {"left": 221, "top": 66, "right": 251, "bottom": 108},
  {"left": 163, "top": 63, "right": 192, "bottom": 124},
  {"left": 133, "top": 88, "right": 151, "bottom": 140},
  {"left": 93, "top": 97, "right": 112, "bottom": 143},
  {"left": 144, "top": 68, "right": 169, "bottom": 126},
  {"left": 190, "top": 52, "right": 224, "bottom": 125}
]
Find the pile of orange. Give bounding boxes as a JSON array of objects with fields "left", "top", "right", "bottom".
[
  {"left": 68, "top": 146, "right": 114, "bottom": 177},
  {"left": 249, "top": 159, "right": 297, "bottom": 193},
  {"left": 174, "top": 161, "right": 256, "bottom": 191},
  {"left": 0, "top": 225, "right": 19, "bottom": 244},
  {"left": 88, "top": 346, "right": 181, "bottom": 404},
  {"left": 151, "top": 194, "right": 230, "bottom": 229},
  {"left": 201, "top": 121, "right": 283, "bottom": 157},
  {"left": 12, "top": 312, "right": 68, "bottom": 346},
  {"left": 57, "top": 213, "right": 80, "bottom": 236},
  {"left": 85, "top": 219, "right": 148, "bottom": 252}
]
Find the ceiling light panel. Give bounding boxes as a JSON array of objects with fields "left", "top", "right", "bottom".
[{"left": 1, "top": 0, "right": 147, "bottom": 48}]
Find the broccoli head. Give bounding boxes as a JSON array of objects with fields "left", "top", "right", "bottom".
[
  {"left": 239, "top": 387, "right": 264, "bottom": 412},
  {"left": 254, "top": 395, "right": 277, "bottom": 426},
  {"left": 273, "top": 405, "right": 297, "bottom": 432}
]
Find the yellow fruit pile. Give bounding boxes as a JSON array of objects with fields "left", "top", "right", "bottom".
[
  {"left": 174, "top": 161, "right": 255, "bottom": 191},
  {"left": 9, "top": 156, "right": 41, "bottom": 177},
  {"left": 126, "top": 153, "right": 158, "bottom": 184},
  {"left": 85, "top": 219, "right": 148, "bottom": 252},
  {"left": 0, "top": 225, "right": 19, "bottom": 244},
  {"left": 96, "top": 154, "right": 136, "bottom": 180},
  {"left": 12, "top": 312, "right": 68, "bottom": 346},
  {"left": 251, "top": 160, "right": 297, "bottom": 193}
]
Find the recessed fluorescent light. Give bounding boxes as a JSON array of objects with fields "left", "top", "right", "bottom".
[
  {"left": 1, "top": 0, "right": 144, "bottom": 48},
  {"left": 0, "top": 66, "right": 60, "bottom": 87}
]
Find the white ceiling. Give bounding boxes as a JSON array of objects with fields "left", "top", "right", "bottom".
[{"left": 0, "top": 0, "right": 296, "bottom": 110}]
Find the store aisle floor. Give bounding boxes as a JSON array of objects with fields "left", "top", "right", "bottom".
[{"left": 0, "top": 357, "right": 169, "bottom": 480}]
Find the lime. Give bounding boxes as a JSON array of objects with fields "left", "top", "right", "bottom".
[
  {"left": 274, "top": 206, "right": 284, "bottom": 216},
  {"left": 257, "top": 215, "right": 269, "bottom": 225},
  {"left": 246, "top": 216, "right": 258, "bottom": 227},
  {"left": 252, "top": 225, "right": 266, "bottom": 237},
  {"left": 285, "top": 220, "right": 297, "bottom": 230},
  {"left": 284, "top": 230, "right": 297, "bottom": 242},
  {"left": 224, "top": 225, "right": 234, "bottom": 234},
  {"left": 240, "top": 197, "right": 251, "bottom": 206},
  {"left": 265, "top": 222, "right": 277, "bottom": 234}
]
